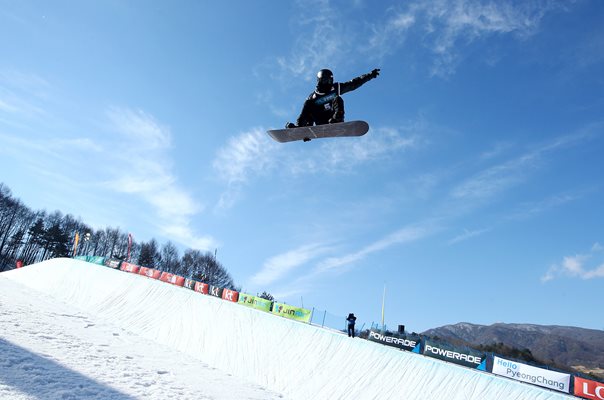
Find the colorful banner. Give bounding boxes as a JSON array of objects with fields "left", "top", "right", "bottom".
[
  {"left": 271, "top": 302, "right": 312, "bottom": 323},
  {"left": 209, "top": 285, "right": 223, "bottom": 298},
  {"left": 120, "top": 262, "right": 140, "bottom": 274},
  {"left": 575, "top": 376, "right": 604, "bottom": 399},
  {"left": 194, "top": 282, "right": 209, "bottom": 294},
  {"left": 158, "top": 272, "right": 185, "bottom": 286},
  {"left": 492, "top": 356, "right": 570, "bottom": 393},
  {"left": 104, "top": 258, "right": 122, "bottom": 269},
  {"left": 184, "top": 279, "right": 196, "bottom": 290},
  {"left": 367, "top": 329, "right": 421, "bottom": 353},
  {"left": 423, "top": 338, "right": 486, "bottom": 370},
  {"left": 74, "top": 255, "right": 106, "bottom": 265},
  {"left": 138, "top": 267, "right": 161, "bottom": 279},
  {"left": 238, "top": 293, "right": 273, "bottom": 312},
  {"left": 221, "top": 289, "right": 239, "bottom": 303}
]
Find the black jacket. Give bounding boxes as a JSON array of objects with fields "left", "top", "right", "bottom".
[{"left": 297, "top": 72, "right": 376, "bottom": 126}]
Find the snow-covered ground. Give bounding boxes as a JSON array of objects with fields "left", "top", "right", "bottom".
[{"left": 0, "top": 259, "right": 576, "bottom": 399}]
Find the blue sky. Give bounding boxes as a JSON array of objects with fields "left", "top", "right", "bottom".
[{"left": 1, "top": 0, "right": 603, "bottom": 333}]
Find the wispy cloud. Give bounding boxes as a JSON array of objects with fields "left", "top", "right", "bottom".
[
  {"left": 277, "top": 0, "right": 352, "bottom": 80},
  {"left": 106, "top": 107, "right": 217, "bottom": 251},
  {"left": 447, "top": 227, "right": 490, "bottom": 245},
  {"left": 250, "top": 243, "right": 335, "bottom": 286},
  {"left": 542, "top": 243, "right": 604, "bottom": 282},
  {"left": 212, "top": 124, "right": 421, "bottom": 209},
  {"left": 450, "top": 129, "right": 595, "bottom": 207},
  {"left": 257, "top": 220, "right": 440, "bottom": 300},
  {"left": 366, "top": 0, "right": 572, "bottom": 76},
  {"left": 212, "top": 127, "right": 278, "bottom": 210},
  {"left": 507, "top": 193, "right": 579, "bottom": 220},
  {"left": 315, "top": 220, "right": 440, "bottom": 274}
]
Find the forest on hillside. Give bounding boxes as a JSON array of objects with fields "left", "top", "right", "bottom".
[{"left": 0, "top": 183, "right": 237, "bottom": 290}]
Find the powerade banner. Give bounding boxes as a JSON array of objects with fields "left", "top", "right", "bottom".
[
  {"left": 367, "top": 329, "right": 421, "bottom": 353},
  {"left": 423, "top": 338, "right": 486, "bottom": 370},
  {"left": 492, "top": 356, "right": 570, "bottom": 393},
  {"left": 575, "top": 376, "right": 604, "bottom": 399},
  {"left": 238, "top": 293, "right": 273, "bottom": 312},
  {"left": 272, "top": 302, "right": 312, "bottom": 323}
]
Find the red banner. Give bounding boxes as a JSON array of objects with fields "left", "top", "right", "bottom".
[
  {"left": 194, "top": 282, "right": 209, "bottom": 294},
  {"left": 170, "top": 275, "right": 185, "bottom": 286},
  {"left": 575, "top": 377, "right": 604, "bottom": 400},
  {"left": 138, "top": 267, "right": 161, "bottom": 279},
  {"left": 120, "top": 262, "right": 140, "bottom": 274},
  {"left": 222, "top": 289, "right": 239, "bottom": 302}
]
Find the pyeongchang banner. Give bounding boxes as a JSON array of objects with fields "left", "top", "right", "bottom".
[
  {"left": 367, "top": 329, "right": 421, "bottom": 353},
  {"left": 272, "top": 302, "right": 312, "bottom": 323},
  {"left": 492, "top": 356, "right": 570, "bottom": 393},
  {"left": 575, "top": 376, "right": 604, "bottom": 399},
  {"left": 423, "top": 338, "right": 486, "bottom": 370}
]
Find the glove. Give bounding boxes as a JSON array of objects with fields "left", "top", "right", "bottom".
[{"left": 370, "top": 68, "right": 380, "bottom": 79}]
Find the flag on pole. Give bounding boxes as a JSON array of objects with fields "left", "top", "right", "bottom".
[
  {"left": 127, "top": 233, "right": 133, "bottom": 262},
  {"left": 72, "top": 232, "right": 80, "bottom": 257}
]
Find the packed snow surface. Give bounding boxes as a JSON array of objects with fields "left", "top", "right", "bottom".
[{"left": 0, "top": 259, "right": 576, "bottom": 399}]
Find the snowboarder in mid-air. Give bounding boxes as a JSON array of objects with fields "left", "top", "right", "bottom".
[{"left": 285, "top": 68, "right": 380, "bottom": 130}]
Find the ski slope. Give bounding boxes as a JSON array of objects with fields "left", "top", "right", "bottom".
[{"left": 0, "top": 258, "right": 576, "bottom": 399}]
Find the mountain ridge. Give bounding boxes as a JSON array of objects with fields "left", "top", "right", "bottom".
[{"left": 422, "top": 322, "right": 604, "bottom": 379}]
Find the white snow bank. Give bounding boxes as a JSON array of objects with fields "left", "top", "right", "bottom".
[{"left": 2, "top": 258, "right": 575, "bottom": 400}]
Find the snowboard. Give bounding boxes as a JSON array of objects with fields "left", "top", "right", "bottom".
[{"left": 267, "top": 120, "right": 369, "bottom": 143}]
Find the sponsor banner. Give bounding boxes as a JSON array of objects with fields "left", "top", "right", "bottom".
[
  {"left": 170, "top": 275, "right": 185, "bottom": 286},
  {"left": 74, "top": 255, "right": 106, "bottom": 265},
  {"left": 238, "top": 293, "right": 273, "bottom": 312},
  {"left": 575, "top": 376, "right": 604, "bottom": 399},
  {"left": 272, "top": 302, "right": 312, "bottom": 323},
  {"left": 159, "top": 272, "right": 185, "bottom": 286},
  {"left": 159, "top": 272, "right": 174, "bottom": 282},
  {"left": 209, "top": 285, "right": 223, "bottom": 298},
  {"left": 492, "top": 356, "right": 570, "bottom": 393},
  {"left": 367, "top": 329, "right": 421, "bottom": 353},
  {"left": 184, "top": 279, "right": 196, "bottom": 290},
  {"left": 222, "top": 289, "right": 239, "bottom": 303},
  {"left": 88, "top": 256, "right": 106, "bottom": 265},
  {"left": 423, "top": 338, "right": 486, "bottom": 370},
  {"left": 104, "top": 258, "right": 122, "bottom": 269},
  {"left": 138, "top": 267, "right": 161, "bottom": 279},
  {"left": 120, "top": 262, "right": 140, "bottom": 274},
  {"left": 194, "top": 282, "right": 209, "bottom": 294}
]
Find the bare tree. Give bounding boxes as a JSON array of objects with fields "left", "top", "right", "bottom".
[
  {"left": 180, "top": 249, "right": 237, "bottom": 289},
  {"left": 159, "top": 241, "right": 181, "bottom": 273}
]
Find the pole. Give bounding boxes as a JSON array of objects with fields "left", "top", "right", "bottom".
[
  {"left": 72, "top": 232, "right": 80, "bottom": 257},
  {"left": 381, "top": 284, "right": 386, "bottom": 332}
]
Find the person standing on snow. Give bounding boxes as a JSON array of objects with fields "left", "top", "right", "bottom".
[
  {"left": 286, "top": 68, "right": 380, "bottom": 129},
  {"left": 346, "top": 313, "right": 357, "bottom": 338}
]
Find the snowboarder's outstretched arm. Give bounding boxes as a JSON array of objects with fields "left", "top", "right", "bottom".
[{"left": 339, "top": 69, "right": 380, "bottom": 95}]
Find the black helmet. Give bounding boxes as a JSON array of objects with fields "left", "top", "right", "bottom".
[{"left": 317, "top": 69, "right": 334, "bottom": 88}]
